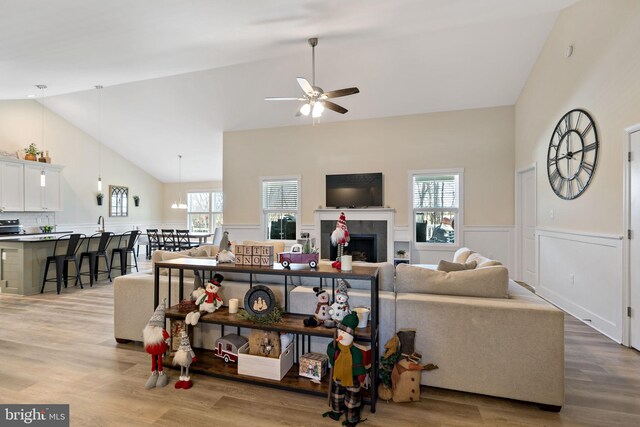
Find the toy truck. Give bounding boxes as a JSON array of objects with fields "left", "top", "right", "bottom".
[{"left": 278, "top": 243, "right": 319, "bottom": 268}]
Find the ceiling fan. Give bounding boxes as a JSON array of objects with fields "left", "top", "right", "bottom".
[{"left": 265, "top": 37, "right": 359, "bottom": 118}]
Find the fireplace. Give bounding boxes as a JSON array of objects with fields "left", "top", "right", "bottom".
[
  {"left": 320, "top": 219, "right": 387, "bottom": 262},
  {"left": 330, "top": 234, "right": 377, "bottom": 262}
]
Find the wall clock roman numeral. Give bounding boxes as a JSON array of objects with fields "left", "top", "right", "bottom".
[{"left": 547, "top": 109, "right": 598, "bottom": 200}]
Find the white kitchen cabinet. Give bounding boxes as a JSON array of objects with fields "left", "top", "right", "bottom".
[
  {"left": 24, "top": 162, "right": 63, "bottom": 211},
  {"left": 0, "top": 159, "right": 25, "bottom": 211}
]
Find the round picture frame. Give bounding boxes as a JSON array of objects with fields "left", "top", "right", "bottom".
[{"left": 243, "top": 285, "right": 276, "bottom": 317}]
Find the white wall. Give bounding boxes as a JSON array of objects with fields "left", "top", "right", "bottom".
[
  {"left": 223, "top": 106, "right": 515, "bottom": 265},
  {"left": 515, "top": 0, "right": 640, "bottom": 342},
  {"left": 0, "top": 99, "right": 164, "bottom": 233},
  {"left": 163, "top": 180, "right": 222, "bottom": 229}
]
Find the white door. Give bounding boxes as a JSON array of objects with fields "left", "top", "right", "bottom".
[
  {"left": 518, "top": 168, "right": 536, "bottom": 288},
  {"left": 629, "top": 131, "right": 640, "bottom": 350}
]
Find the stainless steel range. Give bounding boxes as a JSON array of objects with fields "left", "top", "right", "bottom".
[{"left": 0, "top": 219, "right": 23, "bottom": 235}]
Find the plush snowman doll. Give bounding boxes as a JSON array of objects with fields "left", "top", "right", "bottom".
[
  {"left": 303, "top": 287, "right": 332, "bottom": 327},
  {"left": 324, "top": 312, "right": 366, "bottom": 427},
  {"left": 186, "top": 273, "right": 224, "bottom": 326},
  {"left": 329, "top": 281, "right": 351, "bottom": 324}
]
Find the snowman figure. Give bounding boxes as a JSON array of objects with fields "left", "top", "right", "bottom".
[
  {"left": 186, "top": 273, "right": 224, "bottom": 326},
  {"left": 304, "top": 286, "right": 332, "bottom": 327},
  {"left": 324, "top": 312, "right": 366, "bottom": 426},
  {"left": 329, "top": 280, "right": 351, "bottom": 324},
  {"left": 173, "top": 330, "right": 197, "bottom": 389}
]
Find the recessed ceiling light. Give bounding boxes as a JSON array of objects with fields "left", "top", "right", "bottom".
[{"left": 27, "top": 94, "right": 36, "bottom": 98}]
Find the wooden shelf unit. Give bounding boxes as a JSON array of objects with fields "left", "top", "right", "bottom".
[{"left": 154, "top": 257, "right": 380, "bottom": 412}]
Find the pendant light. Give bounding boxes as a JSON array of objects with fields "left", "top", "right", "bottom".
[
  {"left": 171, "top": 155, "right": 188, "bottom": 209},
  {"left": 95, "top": 85, "right": 103, "bottom": 192},
  {"left": 35, "top": 85, "right": 47, "bottom": 187}
]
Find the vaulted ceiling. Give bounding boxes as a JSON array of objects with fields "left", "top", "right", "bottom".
[{"left": 0, "top": 0, "right": 577, "bottom": 182}]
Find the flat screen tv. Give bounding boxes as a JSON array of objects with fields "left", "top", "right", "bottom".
[{"left": 326, "top": 173, "right": 383, "bottom": 208}]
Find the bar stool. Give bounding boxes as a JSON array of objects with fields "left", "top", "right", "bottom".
[
  {"left": 161, "top": 229, "right": 178, "bottom": 251},
  {"left": 40, "top": 233, "right": 86, "bottom": 294},
  {"left": 78, "top": 232, "right": 114, "bottom": 286},
  {"left": 176, "top": 229, "right": 197, "bottom": 250},
  {"left": 110, "top": 230, "right": 141, "bottom": 276},
  {"left": 146, "top": 229, "right": 162, "bottom": 259}
]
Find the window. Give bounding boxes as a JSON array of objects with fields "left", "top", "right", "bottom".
[
  {"left": 411, "top": 170, "right": 463, "bottom": 247},
  {"left": 262, "top": 177, "right": 299, "bottom": 241},
  {"left": 187, "top": 191, "right": 223, "bottom": 232}
]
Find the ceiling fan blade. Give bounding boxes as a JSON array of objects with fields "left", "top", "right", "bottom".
[
  {"left": 265, "top": 97, "right": 306, "bottom": 101},
  {"left": 323, "top": 101, "right": 348, "bottom": 114},
  {"left": 296, "top": 77, "right": 314, "bottom": 96},
  {"left": 322, "top": 87, "right": 360, "bottom": 99}
]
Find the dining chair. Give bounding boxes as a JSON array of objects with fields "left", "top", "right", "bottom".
[
  {"left": 161, "top": 229, "right": 178, "bottom": 251},
  {"left": 176, "top": 229, "right": 197, "bottom": 250},
  {"left": 146, "top": 229, "right": 162, "bottom": 258},
  {"left": 110, "top": 230, "right": 141, "bottom": 276},
  {"left": 78, "top": 232, "right": 114, "bottom": 286},
  {"left": 40, "top": 233, "right": 86, "bottom": 294}
]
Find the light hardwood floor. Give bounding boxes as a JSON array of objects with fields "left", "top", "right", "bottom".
[{"left": 1, "top": 271, "right": 639, "bottom": 426}]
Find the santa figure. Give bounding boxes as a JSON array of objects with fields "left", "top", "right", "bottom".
[
  {"left": 186, "top": 273, "right": 224, "bottom": 326},
  {"left": 143, "top": 298, "right": 170, "bottom": 389},
  {"left": 173, "top": 330, "right": 197, "bottom": 389},
  {"left": 330, "top": 212, "right": 350, "bottom": 269},
  {"left": 324, "top": 312, "right": 366, "bottom": 427}
]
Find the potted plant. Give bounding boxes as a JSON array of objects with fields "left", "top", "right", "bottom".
[
  {"left": 97, "top": 192, "right": 104, "bottom": 206},
  {"left": 24, "top": 143, "right": 39, "bottom": 161},
  {"left": 396, "top": 249, "right": 406, "bottom": 259},
  {"left": 133, "top": 195, "right": 140, "bottom": 207}
]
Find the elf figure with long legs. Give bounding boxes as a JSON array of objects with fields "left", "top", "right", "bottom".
[
  {"left": 331, "top": 212, "right": 350, "bottom": 270},
  {"left": 173, "top": 330, "right": 197, "bottom": 389},
  {"left": 143, "top": 298, "right": 170, "bottom": 389}
]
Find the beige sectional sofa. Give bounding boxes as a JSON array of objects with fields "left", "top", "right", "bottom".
[
  {"left": 113, "top": 244, "right": 564, "bottom": 410},
  {"left": 395, "top": 254, "right": 564, "bottom": 409}
]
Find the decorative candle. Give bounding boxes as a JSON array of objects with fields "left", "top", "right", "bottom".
[
  {"left": 341, "top": 255, "right": 353, "bottom": 272},
  {"left": 228, "top": 298, "right": 239, "bottom": 314}
]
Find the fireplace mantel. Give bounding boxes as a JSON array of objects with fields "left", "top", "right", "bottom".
[{"left": 314, "top": 208, "right": 395, "bottom": 262}]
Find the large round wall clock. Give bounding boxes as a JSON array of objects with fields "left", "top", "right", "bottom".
[{"left": 547, "top": 109, "right": 599, "bottom": 200}]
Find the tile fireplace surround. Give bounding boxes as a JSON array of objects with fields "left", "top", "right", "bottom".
[{"left": 314, "top": 208, "right": 395, "bottom": 262}]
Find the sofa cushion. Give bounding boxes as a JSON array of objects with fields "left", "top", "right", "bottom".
[
  {"left": 395, "top": 264, "right": 509, "bottom": 298},
  {"left": 437, "top": 260, "right": 477, "bottom": 272},
  {"left": 452, "top": 247, "right": 474, "bottom": 263},
  {"left": 466, "top": 253, "right": 502, "bottom": 268}
]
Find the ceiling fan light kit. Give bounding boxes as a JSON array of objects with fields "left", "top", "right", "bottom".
[{"left": 265, "top": 37, "right": 359, "bottom": 119}]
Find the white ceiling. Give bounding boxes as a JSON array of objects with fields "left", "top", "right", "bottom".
[{"left": 0, "top": 0, "right": 577, "bottom": 182}]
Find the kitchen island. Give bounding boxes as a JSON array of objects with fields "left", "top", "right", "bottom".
[{"left": 0, "top": 233, "right": 127, "bottom": 295}]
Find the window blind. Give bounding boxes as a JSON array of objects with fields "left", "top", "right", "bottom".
[
  {"left": 263, "top": 180, "right": 298, "bottom": 210},
  {"left": 413, "top": 175, "right": 458, "bottom": 209}
]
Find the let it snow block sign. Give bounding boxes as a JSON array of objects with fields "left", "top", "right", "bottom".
[{"left": 234, "top": 245, "right": 274, "bottom": 266}]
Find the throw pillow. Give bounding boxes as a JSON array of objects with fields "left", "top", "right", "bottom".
[
  {"left": 436, "top": 260, "right": 477, "bottom": 272},
  {"left": 452, "top": 247, "right": 474, "bottom": 264},
  {"left": 466, "top": 253, "right": 502, "bottom": 268}
]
